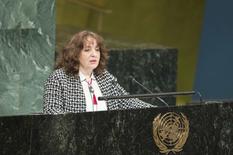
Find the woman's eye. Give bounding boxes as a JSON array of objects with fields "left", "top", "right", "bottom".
[
  {"left": 84, "top": 48, "right": 90, "bottom": 52},
  {"left": 96, "top": 48, "right": 100, "bottom": 51}
]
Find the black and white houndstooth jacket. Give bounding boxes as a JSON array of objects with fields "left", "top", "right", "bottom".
[{"left": 43, "top": 68, "right": 154, "bottom": 114}]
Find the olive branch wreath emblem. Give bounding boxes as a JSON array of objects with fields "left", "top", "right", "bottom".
[{"left": 153, "top": 112, "right": 189, "bottom": 154}]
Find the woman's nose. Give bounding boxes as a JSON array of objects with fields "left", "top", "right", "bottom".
[{"left": 91, "top": 50, "right": 98, "bottom": 56}]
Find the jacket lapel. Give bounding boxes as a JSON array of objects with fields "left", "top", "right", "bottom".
[{"left": 95, "top": 73, "right": 111, "bottom": 110}]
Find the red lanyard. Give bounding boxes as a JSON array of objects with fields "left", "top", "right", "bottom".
[{"left": 87, "top": 79, "right": 97, "bottom": 105}]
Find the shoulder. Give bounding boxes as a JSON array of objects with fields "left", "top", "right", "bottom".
[
  {"left": 48, "top": 68, "right": 67, "bottom": 80},
  {"left": 45, "top": 68, "right": 72, "bottom": 84},
  {"left": 95, "top": 70, "right": 117, "bottom": 82}
]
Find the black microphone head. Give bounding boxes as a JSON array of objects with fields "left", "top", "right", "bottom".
[
  {"left": 129, "top": 75, "right": 136, "bottom": 82},
  {"left": 111, "top": 78, "right": 118, "bottom": 86}
]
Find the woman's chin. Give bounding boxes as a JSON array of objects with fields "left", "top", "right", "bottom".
[{"left": 89, "top": 65, "right": 98, "bottom": 70}]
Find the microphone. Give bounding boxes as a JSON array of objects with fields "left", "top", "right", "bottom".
[
  {"left": 110, "top": 78, "right": 126, "bottom": 95},
  {"left": 111, "top": 78, "right": 118, "bottom": 86},
  {"left": 196, "top": 91, "right": 203, "bottom": 103},
  {"left": 194, "top": 90, "right": 204, "bottom": 104},
  {"left": 129, "top": 76, "right": 169, "bottom": 107}
]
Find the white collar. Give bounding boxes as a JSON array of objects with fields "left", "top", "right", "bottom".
[{"left": 79, "top": 71, "right": 96, "bottom": 82}]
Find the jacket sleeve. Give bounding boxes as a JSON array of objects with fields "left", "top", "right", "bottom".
[{"left": 43, "top": 74, "right": 64, "bottom": 114}]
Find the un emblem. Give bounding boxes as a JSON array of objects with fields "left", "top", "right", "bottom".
[{"left": 153, "top": 112, "right": 189, "bottom": 154}]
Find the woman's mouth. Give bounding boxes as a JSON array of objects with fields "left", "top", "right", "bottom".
[{"left": 90, "top": 60, "right": 97, "bottom": 64}]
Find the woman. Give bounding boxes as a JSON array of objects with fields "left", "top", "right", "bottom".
[{"left": 43, "top": 30, "right": 154, "bottom": 114}]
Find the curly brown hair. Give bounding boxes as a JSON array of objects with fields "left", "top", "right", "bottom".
[{"left": 55, "top": 31, "right": 109, "bottom": 75}]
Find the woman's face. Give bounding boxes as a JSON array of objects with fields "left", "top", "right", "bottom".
[{"left": 79, "top": 36, "right": 100, "bottom": 72}]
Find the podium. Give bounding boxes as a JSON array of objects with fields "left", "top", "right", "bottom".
[{"left": 0, "top": 101, "right": 233, "bottom": 154}]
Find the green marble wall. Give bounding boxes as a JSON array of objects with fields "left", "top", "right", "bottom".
[{"left": 0, "top": 0, "right": 55, "bottom": 116}]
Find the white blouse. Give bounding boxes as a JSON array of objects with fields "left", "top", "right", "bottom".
[{"left": 79, "top": 71, "right": 107, "bottom": 112}]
